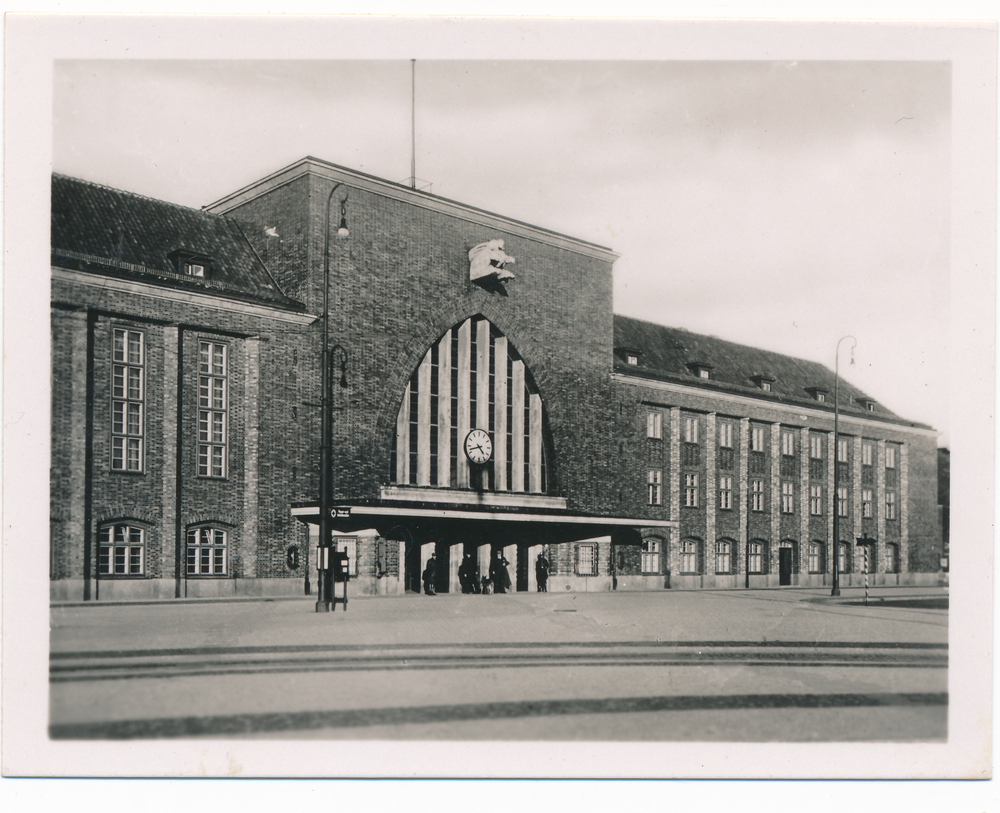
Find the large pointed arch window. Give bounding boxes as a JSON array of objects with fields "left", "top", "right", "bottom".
[{"left": 390, "top": 316, "right": 549, "bottom": 494}]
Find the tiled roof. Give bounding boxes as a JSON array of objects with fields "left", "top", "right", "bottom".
[
  {"left": 51, "top": 174, "right": 304, "bottom": 311},
  {"left": 613, "top": 314, "right": 925, "bottom": 427}
]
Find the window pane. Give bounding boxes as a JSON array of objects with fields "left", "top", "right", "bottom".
[
  {"left": 213, "top": 378, "right": 225, "bottom": 410},
  {"left": 212, "top": 446, "right": 224, "bottom": 477},
  {"left": 127, "top": 438, "right": 141, "bottom": 470},
  {"left": 113, "top": 329, "right": 126, "bottom": 362},
  {"left": 214, "top": 547, "right": 226, "bottom": 574},
  {"left": 212, "top": 412, "right": 225, "bottom": 443},
  {"left": 114, "top": 546, "right": 126, "bottom": 574},
  {"left": 187, "top": 547, "right": 197, "bottom": 574},
  {"left": 199, "top": 411, "right": 210, "bottom": 442},
  {"left": 213, "top": 344, "right": 226, "bottom": 376},
  {"left": 198, "top": 445, "right": 209, "bottom": 476},
  {"left": 112, "top": 366, "right": 125, "bottom": 399},
  {"left": 128, "top": 332, "right": 143, "bottom": 365},
  {"left": 129, "top": 546, "right": 142, "bottom": 574},
  {"left": 200, "top": 343, "right": 210, "bottom": 374},
  {"left": 127, "top": 402, "right": 141, "bottom": 436},
  {"left": 98, "top": 545, "right": 111, "bottom": 574},
  {"left": 128, "top": 366, "right": 142, "bottom": 400},
  {"left": 112, "top": 401, "right": 125, "bottom": 435}
]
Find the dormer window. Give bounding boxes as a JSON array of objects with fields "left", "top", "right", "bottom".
[
  {"left": 169, "top": 249, "right": 213, "bottom": 279},
  {"left": 806, "top": 387, "right": 829, "bottom": 403},
  {"left": 686, "top": 361, "right": 713, "bottom": 380},
  {"left": 856, "top": 398, "right": 876, "bottom": 412},
  {"left": 751, "top": 374, "right": 775, "bottom": 392},
  {"left": 617, "top": 347, "right": 642, "bottom": 367}
]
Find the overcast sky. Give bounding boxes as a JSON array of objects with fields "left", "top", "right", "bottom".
[{"left": 53, "top": 59, "right": 951, "bottom": 444}]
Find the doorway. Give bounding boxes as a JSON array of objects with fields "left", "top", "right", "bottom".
[{"left": 779, "top": 547, "right": 793, "bottom": 586}]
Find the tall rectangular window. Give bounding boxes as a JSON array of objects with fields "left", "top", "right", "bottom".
[
  {"left": 751, "top": 479, "right": 765, "bottom": 511},
  {"left": 781, "top": 481, "right": 795, "bottom": 513},
  {"left": 647, "top": 411, "right": 662, "bottom": 439},
  {"left": 781, "top": 430, "right": 795, "bottom": 457},
  {"left": 748, "top": 542, "right": 763, "bottom": 574},
  {"left": 808, "top": 543, "right": 822, "bottom": 574},
  {"left": 885, "top": 491, "right": 897, "bottom": 520},
  {"left": 336, "top": 536, "right": 359, "bottom": 577},
  {"left": 111, "top": 328, "right": 144, "bottom": 471},
  {"left": 885, "top": 446, "right": 897, "bottom": 469},
  {"left": 715, "top": 541, "right": 732, "bottom": 574},
  {"left": 681, "top": 540, "right": 699, "bottom": 573},
  {"left": 837, "top": 486, "right": 849, "bottom": 517},
  {"left": 684, "top": 415, "right": 699, "bottom": 444},
  {"left": 809, "top": 484, "right": 823, "bottom": 515},
  {"left": 837, "top": 437, "right": 850, "bottom": 463},
  {"left": 750, "top": 426, "right": 766, "bottom": 452},
  {"left": 576, "top": 544, "right": 597, "bottom": 576},
  {"left": 641, "top": 538, "right": 661, "bottom": 574},
  {"left": 683, "top": 473, "right": 699, "bottom": 507},
  {"left": 862, "top": 488, "right": 874, "bottom": 518},
  {"left": 810, "top": 434, "right": 824, "bottom": 459},
  {"left": 718, "top": 422, "right": 733, "bottom": 448},
  {"left": 647, "top": 469, "right": 662, "bottom": 506},
  {"left": 862, "top": 441, "right": 874, "bottom": 466},
  {"left": 719, "top": 475, "right": 733, "bottom": 509},
  {"left": 199, "top": 341, "right": 228, "bottom": 477}
]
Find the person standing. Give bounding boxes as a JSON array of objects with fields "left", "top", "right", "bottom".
[
  {"left": 422, "top": 552, "right": 437, "bottom": 596},
  {"left": 490, "top": 549, "right": 511, "bottom": 594},
  {"left": 458, "top": 553, "right": 473, "bottom": 594},
  {"left": 535, "top": 553, "right": 549, "bottom": 592}
]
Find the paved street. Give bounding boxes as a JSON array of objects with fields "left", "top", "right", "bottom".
[{"left": 49, "top": 587, "right": 948, "bottom": 741}]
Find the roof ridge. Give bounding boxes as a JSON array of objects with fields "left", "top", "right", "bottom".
[
  {"left": 52, "top": 173, "right": 227, "bottom": 221},
  {"left": 613, "top": 313, "right": 830, "bottom": 372}
]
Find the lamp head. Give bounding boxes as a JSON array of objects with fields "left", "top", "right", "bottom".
[{"left": 336, "top": 196, "right": 350, "bottom": 239}]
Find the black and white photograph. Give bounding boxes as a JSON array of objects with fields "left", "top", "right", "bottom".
[{"left": 2, "top": 11, "right": 995, "bottom": 794}]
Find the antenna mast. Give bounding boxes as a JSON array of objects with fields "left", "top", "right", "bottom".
[{"left": 410, "top": 59, "right": 417, "bottom": 189}]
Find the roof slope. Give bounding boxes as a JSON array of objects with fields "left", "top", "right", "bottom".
[
  {"left": 614, "top": 314, "right": 925, "bottom": 427},
  {"left": 51, "top": 174, "right": 304, "bottom": 311}
]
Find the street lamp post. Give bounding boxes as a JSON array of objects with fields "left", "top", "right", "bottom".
[
  {"left": 316, "top": 182, "right": 350, "bottom": 613},
  {"left": 831, "top": 335, "right": 856, "bottom": 597}
]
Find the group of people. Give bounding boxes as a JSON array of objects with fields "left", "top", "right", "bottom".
[{"left": 421, "top": 550, "right": 550, "bottom": 595}]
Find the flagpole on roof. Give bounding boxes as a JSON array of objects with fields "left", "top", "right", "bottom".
[{"left": 410, "top": 59, "right": 416, "bottom": 189}]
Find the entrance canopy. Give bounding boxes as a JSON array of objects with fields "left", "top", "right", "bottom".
[{"left": 290, "top": 500, "right": 676, "bottom": 545}]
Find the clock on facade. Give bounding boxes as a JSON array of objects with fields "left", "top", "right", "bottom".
[{"left": 464, "top": 428, "right": 493, "bottom": 464}]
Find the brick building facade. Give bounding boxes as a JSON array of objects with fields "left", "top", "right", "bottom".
[{"left": 50, "top": 158, "right": 941, "bottom": 600}]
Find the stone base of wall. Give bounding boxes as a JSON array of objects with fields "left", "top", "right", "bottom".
[
  {"left": 50, "top": 576, "right": 307, "bottom": 601},
  {"left": 612, "top": 575, "right": 670, "bottom": 591},
  {"left": 50, "top": 570, "right": 945, "bottom": 601},
  {"left": 547, "top": 575, "right": 613, "bottom": 593},
  {"left": 350, "top": 574, "right": 406, "bottom": 597}
]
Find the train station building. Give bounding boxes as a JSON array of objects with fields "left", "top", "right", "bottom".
[{"left": 50, "top": 157, "right": 942, "bottom": 601}]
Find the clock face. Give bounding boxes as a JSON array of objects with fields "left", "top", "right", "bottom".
[{"left": 464, "top": 429, "right": 493, "bottom": 465}]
